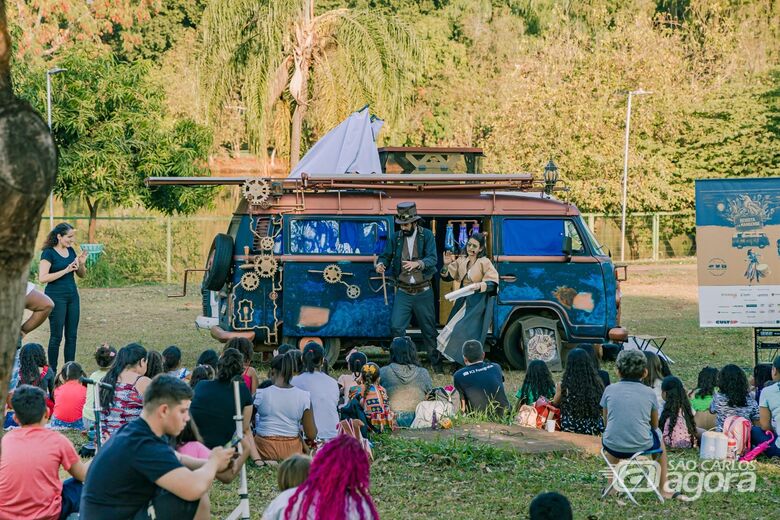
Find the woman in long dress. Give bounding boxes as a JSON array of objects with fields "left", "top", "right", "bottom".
[{"left": 437, "top": 233, "right": 499, "bottom": 365}]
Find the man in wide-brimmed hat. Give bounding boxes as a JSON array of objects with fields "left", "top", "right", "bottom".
[{"left": 376, "top": 202, "right": 443, "bottom": 372}]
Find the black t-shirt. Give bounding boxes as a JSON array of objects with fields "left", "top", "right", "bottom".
[
  {"left": 40, "top": 247, "right": 77, "bottom": 292},
  {"left": 598, "top": 369, "right": 611, "bottom": 388},
  {"left": 80, "top": 417, "right": 183, "bottom": 519},
  {"left": 190, "top": 379, "right": 252, "bottom": 448},
  {"left": 453, "top": 361, "right": 511, "bottom": 417}
]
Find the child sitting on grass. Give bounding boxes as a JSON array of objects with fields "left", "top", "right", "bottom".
[
  {"left": 338, "top": 350, "right": 368, "bottom": 405},
  {"left": 0, "top": 385, "right": 89, "bottom": 519},
  {"left": 600, "top": 350, "right": 689, "bottom": 501},
  {"left": 752, "top": 363, "right": 773, "bottom": 404},
  {"left": 659, "top": 376, "right": 698, "bottom": 449},
  {"left": 352, "top": 362, "right": 395, "bottom": 432},
  {"left": 49, "top": 361, "right": 87, "bottom": 430},
  {"left": 689, "top": 366, "right": 718, "bottom": 430},
  {"left": 516, "top": 359, "right": 556, "bottom": 407},
  {"left": 163, "top": 345, "right": 191, "bottom": 381},
  {"left": 710, "top": 364, "right": 760, "bottom": 432},
  {"left": 226, "top": 337, "right": 260, "bottom": 394},
  {"left": 262, "top": 454, "right": 313, "bottom": 519}
]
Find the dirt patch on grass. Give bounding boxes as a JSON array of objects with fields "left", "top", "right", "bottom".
[{"left": 621, "top": 262, "right": 698, "bottom": 302}]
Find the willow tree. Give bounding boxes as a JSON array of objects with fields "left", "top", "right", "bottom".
[{"left": 200, "top": 0, "right": 420, "bottom": 168}]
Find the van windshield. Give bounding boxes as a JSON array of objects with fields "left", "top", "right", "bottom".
[{"left": 289, "top": 218, "right": 389, "bottom": 254}]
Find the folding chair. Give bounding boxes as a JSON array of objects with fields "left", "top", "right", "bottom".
[{"left": 601, "top": 446, "right": 665, "bottom": 504}]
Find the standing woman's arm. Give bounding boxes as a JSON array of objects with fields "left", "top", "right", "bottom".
[
  {"left": 38, "top": 258, "right": 73, "bottom": 284},
  {"left": 75, "top": 249, "right": 88, "bottom": 278}
]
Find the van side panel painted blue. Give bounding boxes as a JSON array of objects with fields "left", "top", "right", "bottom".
[{"left": 282, "top": 261, "right": 393, "bottom": 338}]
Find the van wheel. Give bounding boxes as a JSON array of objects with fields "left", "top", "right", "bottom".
[
  {"left": 503, "top": 319, "right": 526, "bottom": 370},
  {"left": 203, "top": 234, "right": 233, "bottom": 291}
]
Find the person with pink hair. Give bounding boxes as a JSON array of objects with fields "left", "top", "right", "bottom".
[{"left": 261, "top": 435, "right": 379, "bottom": 520}]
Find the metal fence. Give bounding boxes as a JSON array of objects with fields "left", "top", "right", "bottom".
[{"left": 35, "top": 211, "right": 696, "bottom": 284}]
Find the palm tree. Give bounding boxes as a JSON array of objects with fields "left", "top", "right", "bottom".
[{"left": 200, "top": 0, "right": 420, "bottom": 169}]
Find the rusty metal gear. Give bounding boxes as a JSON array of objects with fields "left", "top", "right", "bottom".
[
  {"left": 256, "top": 255, "right": 278, "bottom": 278},
  {"left": 240, "top": 272, "right": 260, "bottom": 291},
  {"left": 346, "top": 284, "right": 361, "bottom": 299},
  {"left": 259, "top": 236, "right": 275, "bottom": 251},
  {"left": 242, "top": 178, "right": 271, "bottom": 205},
  {"left": 322, "top": 264, "right": 343, "bottom": 284}
]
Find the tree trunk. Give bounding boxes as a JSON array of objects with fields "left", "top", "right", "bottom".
[
  {"left": 86, "top": 198, "right": 99, "bottom": 243},
  {"left": 0, "top": 1, "right": 59, "bottom": 449}
]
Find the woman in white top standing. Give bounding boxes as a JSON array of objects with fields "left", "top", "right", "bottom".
[
  {"left": 254, "top": 353, "right": 317, "bottom": 462},
  {"left": 290, "top": 343, "right": 340, "bottom": 441}
]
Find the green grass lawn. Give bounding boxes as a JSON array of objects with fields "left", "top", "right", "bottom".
[{"left": 29, "top": 262, "right": 780, "bottom": 518}]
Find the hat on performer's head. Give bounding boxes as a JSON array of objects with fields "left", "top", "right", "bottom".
[{"left": 395, "top": 202, "right": 422, "bottom": 224}]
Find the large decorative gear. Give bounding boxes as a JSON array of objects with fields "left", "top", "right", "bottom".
[
  {"left": 346, "top": 284, "right": 361, "bottom": 299},
  {"left": 255, "top": 255, "right": 278, "bottom": 278},
  {"left": 259, "top": 236, "right": 275, "bottom": 252},
  {"left": 242, "top": 178, "right": 271, "bottom": 205},
  {"left": 322, "top": 264, "right": 343, "bottom": 284},
  {"left": 240, "top": 272, "right": 260, "bottom": 291}
]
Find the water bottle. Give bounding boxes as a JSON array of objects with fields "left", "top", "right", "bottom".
[
  {"left": 444, "top": 223, "right": 455, "bottom": 252},
  {"left": 457, "top": 223, "right": 468, "bottom": 252},
  {"left": 431, "top": 410, "right": 438, "bottom": 430},
  {"left": 727, "top": 438, "right": 737, "bottom": 460}
]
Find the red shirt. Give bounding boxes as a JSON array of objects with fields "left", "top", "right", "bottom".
[
  {"left": 52, "top": 380, "right": 87, "bottom": 423},
  {"left": 0, "top": 426, "right": 78, "bottom": 520}
]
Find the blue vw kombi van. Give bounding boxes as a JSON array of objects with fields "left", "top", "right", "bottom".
[{"left": 151, "top": 148, "right": 627, "bottom": 368}]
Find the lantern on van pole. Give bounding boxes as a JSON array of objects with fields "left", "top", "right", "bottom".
[{"left": 543, "top": 160, "right": 558, "bottom": 197}]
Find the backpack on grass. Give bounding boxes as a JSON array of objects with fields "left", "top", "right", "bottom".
[{"left": 723, "top": 416, "right": 751, "bottom": 457}]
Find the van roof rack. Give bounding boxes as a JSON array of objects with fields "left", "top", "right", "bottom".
[{"left": 146, "top": 172, "right": 565, "bottom": 194}]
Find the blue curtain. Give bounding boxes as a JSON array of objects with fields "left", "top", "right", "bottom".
[
  {"left": 290, "top": 219, "right": 388, "bottom": 254},
  {"left": 502, "top": 219, "right": 564, "bottom": 255}
]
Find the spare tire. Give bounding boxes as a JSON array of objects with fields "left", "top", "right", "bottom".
[{"left": 203, "top": 233, "right": 234, "bottom": 291}]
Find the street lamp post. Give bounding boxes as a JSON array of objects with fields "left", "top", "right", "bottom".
[
  {"left": 46, "top": 67, "right": 67, "bottom": 229},
  {"left": 620, "top": 88, "right": 651, "bottom": 262}
]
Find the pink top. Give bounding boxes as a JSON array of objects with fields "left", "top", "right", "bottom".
[
  {"left": 52, "top": 380, "right": 87, "bottom": 423},
  {"left": 177, "top": 441, "right": 211, "bottom": 460}
]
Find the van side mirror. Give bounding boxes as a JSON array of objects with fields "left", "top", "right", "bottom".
[{"left": 563, "top": 236, "right": 573, "bottom": 260}]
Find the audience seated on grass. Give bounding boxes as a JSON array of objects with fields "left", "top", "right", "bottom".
[
  {"left": 751, "top": 355, "right": 780, "bottom": 458},
  {"left": 261, "top": 454, "right": 312, "bottom": 519},
  {"left": 351, "top": 362, "right": 395, "bottom": 432},
  {"left": 80, "top": 375, "right": 240, "bottom": 520},
  {"left": 643, "top": 351, "right": 665, "bottom": 408},
  {"left": 225, "top": 337, "right": 259, "bottom": 394},
  {"left": 254, "top": 353, "right": 317, "bottom": 462},
  {"left": 516, "top": 359, "right": 556, "bottom": 407},
  {"left": 0, "top": 385, "right": 89, "bottom": 520},
  {"left": 189, "top": 364, "right": 215, "bottom": 389},
  {"left": 291, "top": 343, "right": 340, "bottom": 441},
  {"left": 379, "top": 336, "right": 433, "bottom": 427},
  {"left": 578, "top": 343, "right": 611, "bottom": 388},
  {"left": 710, "top": 364, "right": 760, "bottom": 432},
  {"left": 453, "top": 340, "right": 510, "bottom": 418},
  {"left": 163, "top": 345, "right": 191, "bottom": 381},
  {"left": 689, "top": 366, "right": 718, "bottom": 430},
  {"left": 190, "top": 348, "right": 262, "bottom": 462},
  {"left": 196, "top": 349, "right": 219, "bottom": 372},
  {"left": 659, "top": 376, "right": 699, "bottom": 449},
  {"left": 338, "top": 349, "right": 367, "bottom": 406},
  {"left": 145, "top": 350, "right": 165, "bottom": 379},
  {"left": 261, "top": 435, "right": 379, "bottom": 520},
  {"left": 173, "top": 418, "right": 252, "bottom": 483},
  {"left": 81, "top": 344, "right": 116, "bottom": 438},
  {"left": 18, "top": 342, "right": 55, "bottom": 398},
  {"left": 552, "top": 348, "right": 604, "bottom": 435},
  {"left": 49, "top": 361, "right": 87, "bottom": 430},
  {"left": 101, "top": 343, "right": 151, "bottom": 440},
  {"left": 528, "top": 491, "right": 572, "bottom": 520},
  {"left": 600, "top": 350, "right": 688, "bottom": 501},
  {"left": 752, "top": 363, "right": 773, "bottom": 404}
]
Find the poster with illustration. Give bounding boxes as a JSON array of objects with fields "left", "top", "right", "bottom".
[{"left": 696, "top": 178, "right": 780, "bottom": 327}]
